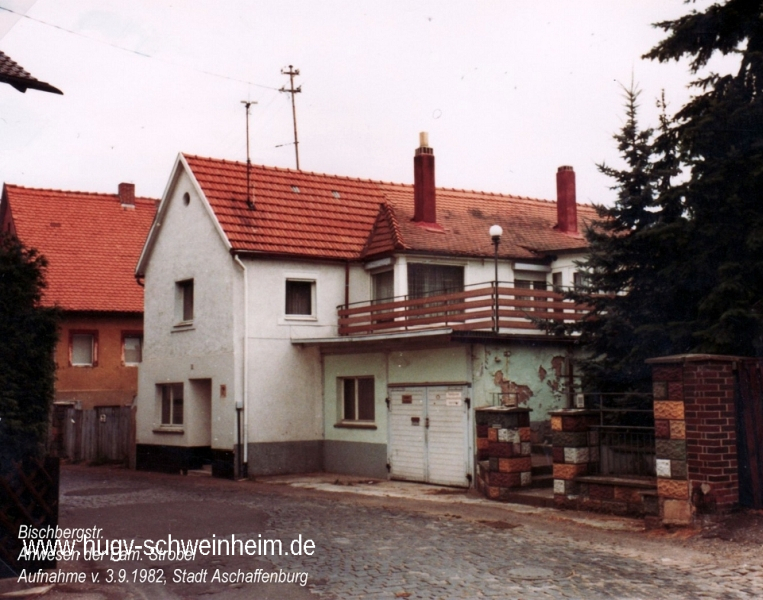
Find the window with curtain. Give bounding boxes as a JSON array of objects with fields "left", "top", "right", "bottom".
[
  {"left": 407, "top": 264, "right": 463, "bottom": 298},
  {"left": 285, "top": 280, "right": 314, "bottom": 316}
]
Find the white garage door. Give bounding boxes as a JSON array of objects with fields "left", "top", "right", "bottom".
[{"left": 388, "top": 385, "right": 469, "bottom": 487}]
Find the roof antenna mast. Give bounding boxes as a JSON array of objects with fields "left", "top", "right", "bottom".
[
  {"left": 279, "top": 65, "right": 301, "bottom": 170},
  {"left": 241, "top": 100, "right": 257, "bottom": 209}
]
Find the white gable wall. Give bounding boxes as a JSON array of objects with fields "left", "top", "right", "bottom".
[{"left": 136, "top": 169, "right": 238, "bottom": 460}]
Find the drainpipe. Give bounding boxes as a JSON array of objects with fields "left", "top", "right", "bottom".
[{"left": 233, "top": 254, "right": 249, "bottom": 477}]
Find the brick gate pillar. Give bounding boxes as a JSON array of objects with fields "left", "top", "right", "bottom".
[{"left": 646, "top": 354, "right": 741, "bottom": 525}]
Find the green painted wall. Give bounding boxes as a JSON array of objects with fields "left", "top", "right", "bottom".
[{"left": 470, "top": 343, "right": 578, "bottom": 443}]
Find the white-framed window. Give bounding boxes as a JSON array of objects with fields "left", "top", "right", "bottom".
[
  {"left": 552, "top": 272, "right": 564, "bottom": 292},
  {"left": 407, "top": 263, "right": 463, "bottom": 299},
  {"left": 285, "top": 279, "right": 315, "bottom": 317},
  {"left": 372, "top": 270, "right": 395, "bottom": 304},
  {"left": 341, "top": 377, "right": 375, "bottom": 422},
  {"left": 159, "top": 383, "right": 183, "bottom": 426},
  {"left": 574, "top": 271, "right": 592, "bottom": 291},
  {"left": 69, "top": 331, "right": 98, "bottom": 367},
  {"left": 175, "top": 279, "right": 194, "bottom": 323},
  {"left": 122, "top": 332, "right": 142, "bottom": 365}
]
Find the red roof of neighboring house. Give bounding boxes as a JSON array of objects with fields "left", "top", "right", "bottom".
[
  {"left": 185, "top": 155, "right": 596, "bottom": 261},
  {"left": 1, "top": 185, "right": 157, "bottom": 312},
  {"left": 184, "top": 154, "right": 596, "bottom": 262},
  {"left": 0, "top": 50, "right": 62, "bottom": 95}
]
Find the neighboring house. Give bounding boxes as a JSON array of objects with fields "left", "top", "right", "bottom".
[
  {"left": 0, "top": 50, "right": 62, "bottom": 94},
  {"left": 0, "top": 183, "right": 157, "bottom": 409},
  {"left": 134, "top": 134, "right": 597, "bottom": 484}
]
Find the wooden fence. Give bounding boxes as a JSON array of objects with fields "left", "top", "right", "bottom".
[
  {"left": 52, "top": 406, "right": 135, "bottom": 465},
  {"left": 736, "top": 359, "right": 763, "bottom": 509}
]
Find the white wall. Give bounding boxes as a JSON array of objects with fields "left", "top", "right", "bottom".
[
  {"left": 137, "top": 169, "right": 238, "bottom": 450},
  {"left": 240, "top": 257, "right": 347, "bottom": 443}
]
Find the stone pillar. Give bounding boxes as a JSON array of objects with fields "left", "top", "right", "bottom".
[
  {"left": 647, "top": 354, "right": 741, "bottom": 525},
  {"left": 550, "top": 409, "right": 599, "bottom": 500},
  {"left": 475, "top": 407, "right": 532, "bottom": 500}
]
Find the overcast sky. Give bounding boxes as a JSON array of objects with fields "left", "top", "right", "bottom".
[{"left": 0, "top": 1, "right": 733, "bottom": 205}]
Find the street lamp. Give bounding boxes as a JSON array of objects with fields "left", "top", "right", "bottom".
[{"left": 489, "top": 224, "right": 503, "bottom": 333}]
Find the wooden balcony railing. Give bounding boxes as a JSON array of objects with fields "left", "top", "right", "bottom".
[{"left": 337, "top": 281, "right": 589, "bottom": 336}]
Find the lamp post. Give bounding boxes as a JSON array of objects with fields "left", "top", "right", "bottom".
[{"left": 489, "top": 224, "right": 503, "bottom": 333}]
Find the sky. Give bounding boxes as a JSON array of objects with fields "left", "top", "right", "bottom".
[{"left": 0, "top": 1, "right": 736, "bottom": 206}]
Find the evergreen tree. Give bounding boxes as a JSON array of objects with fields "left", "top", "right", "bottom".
[
  {"left": 566, "top": 86, "right": 687, "bottom": 391},
  {"left": 645, "top": 0, "right": 763, "bottom": 356},
  {"left": 0, "top": 232, "right": 58, "bottom": 473}
]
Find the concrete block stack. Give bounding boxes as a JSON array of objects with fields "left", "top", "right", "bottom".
[
  {"left": 475, "top": 407, "right": 532, "bottom": 500},
  {"left": 550, "top": 409, "right": 598, "bottom": 500}
]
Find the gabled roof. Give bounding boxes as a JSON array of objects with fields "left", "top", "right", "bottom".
[
  {"left": 1, "top": 185, "right": 157, "bottom": 312},
  {"left": 176, "top": 154, "right": 595, "bottom": 263},
  {"left": 0, "top": 51, "right": 62, "bottom": 95}
]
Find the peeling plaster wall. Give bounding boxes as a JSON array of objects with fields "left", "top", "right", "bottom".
[{"left": 471, "top": 343, "right": 579, "bottom": 442}]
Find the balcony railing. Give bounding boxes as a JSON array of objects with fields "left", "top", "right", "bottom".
[{"left": 337, "top": 281, "right": 589, "bottom": 336}]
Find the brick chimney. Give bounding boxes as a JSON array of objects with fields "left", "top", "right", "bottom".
[
  {"left": 119, "top": 182, "right": 135, "bottom": 207},
  {"left": 556, "top": 166, "right": 577, "bottom": 234},
  {"left": 413, "top": 132, "right": 436, "bottom": 223}
]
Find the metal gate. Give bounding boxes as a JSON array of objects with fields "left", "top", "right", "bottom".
[
  {"left": 736, "top": 359, "right": 763, "bottom": 508},
  {"left": 387, "top": 385, "right": 469, "bottom": 487}
]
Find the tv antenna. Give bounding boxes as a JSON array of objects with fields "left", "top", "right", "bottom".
[
  {"left": 279, "top": 65, "right": 301, "bottom": 170},
  {"left": 241, "top": 100, "right": 257, "bottom": 209}
]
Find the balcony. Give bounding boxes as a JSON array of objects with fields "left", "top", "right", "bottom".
[{"left": 337, "top": 281, "right": 588, "bottom": 336}]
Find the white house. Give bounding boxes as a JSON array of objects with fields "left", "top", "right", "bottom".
[{"left": 134, "top": 134, "right": 596, "bottom": 485}]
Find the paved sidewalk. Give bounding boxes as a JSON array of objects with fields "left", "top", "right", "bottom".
[{"left": 255, "top": 472, "right": 646, "bottom": 533}]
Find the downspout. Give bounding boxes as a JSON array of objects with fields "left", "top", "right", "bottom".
[{"left": 233, "top": 254, "right": 249, "bottom": 476}]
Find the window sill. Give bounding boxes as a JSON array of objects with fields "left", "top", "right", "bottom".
[
  {"left": 172, "top": 322, "right": 195, "bottom": 332},
  {"left": 153, "top": 427, "right": 184, "bottom": 435},
  {"left": 283, "top": 315, "right": 317, "bottom": 322},
  {"left": 334, "top": 421, "right": 377, "bottom": 430}
]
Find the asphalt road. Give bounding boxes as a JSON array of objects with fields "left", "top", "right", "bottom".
[{"left": 2, "top": 465, "right": 762, "bottom": 599}]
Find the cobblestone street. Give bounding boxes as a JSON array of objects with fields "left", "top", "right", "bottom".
[{"left": 3, "top": 465, "right": 763, "bottom": 599}]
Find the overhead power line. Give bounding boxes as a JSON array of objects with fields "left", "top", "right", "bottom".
[{"left": 0, "top": 6, "right": 280, "bottom": 91}]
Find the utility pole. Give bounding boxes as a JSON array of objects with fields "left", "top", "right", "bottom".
[
  {"left": 241, "top": 100, "right": 257, "bottom": 209},
  {"left": 279, "top": 65, "right": 301, "bottom": 170}
]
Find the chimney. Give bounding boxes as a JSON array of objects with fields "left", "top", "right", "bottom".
[
  {"left": 556, "top": 166, "right": 577, "bottom": 234},
  {"left": 413, "top": 132, "right": 436, "bottom": 223},
  {"left": 119, "top": 182, "right": 135, "bottom": 207}
]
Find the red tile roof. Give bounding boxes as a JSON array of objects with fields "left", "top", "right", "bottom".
[
  {"left": 0, "top": 50, "right": 62, "bottom": 95},
  {"left": 1, "top": 185, "right": 157, "bottom": 312},
  {"left": 183, "top": 154, "right": 596, "bottom": 262}
]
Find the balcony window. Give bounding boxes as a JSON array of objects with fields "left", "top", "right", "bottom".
[
  {"left": 372, "top": 270, "right": 395, "bottom": 304},
  {"left": 407, "top": 264, "right": 463, "bottom": 299}
]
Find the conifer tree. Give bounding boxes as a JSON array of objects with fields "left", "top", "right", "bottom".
[
  {"left": 567, "top": 86, "right": 686, "bottom": 391},
  {"left": 645, "top": 0, "right": 763, "bottom": 356},
  {"left": 0, "top": 233, "right": 58, "bottom": 473}
]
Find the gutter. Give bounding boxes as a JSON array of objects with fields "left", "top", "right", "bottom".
[{"left": 233, "top": 254, "right": 249, "bottom": 476}]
